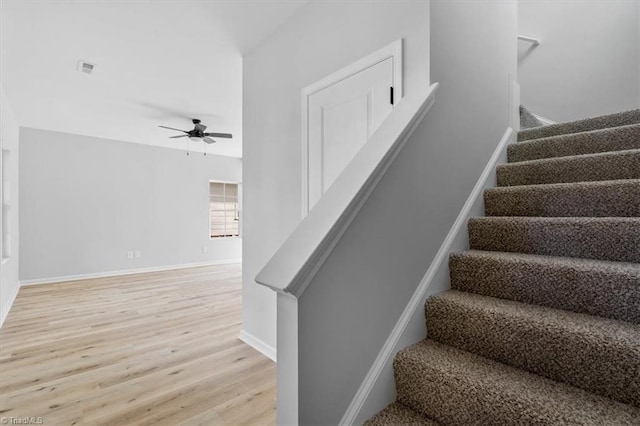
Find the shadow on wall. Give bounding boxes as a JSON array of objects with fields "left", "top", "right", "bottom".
[{"left": 517, "top": 42, "right": 538, "bottom": 65}]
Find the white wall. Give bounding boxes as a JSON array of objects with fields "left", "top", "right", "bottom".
[
  {"left": 243, "top": 0, "right": 430, "bottom": 361},
  {"left": 296, "top": 1, "right": 518, "bottom": 423},
  {"left": 519, "top": 0, "right": 640, "bottom": 122},
  {"left": 0, "top": 85, "right": 20, "bottom": 326},
  {"left": 19, "top": 128, "right": 241, "bottom": 282}
]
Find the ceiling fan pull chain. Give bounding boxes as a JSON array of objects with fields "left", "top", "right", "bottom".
[
  {"left": 204, "top": 143, "right": 207, "bottom": 156},
  {"left": 187, "top": 138, "right": 190, "bottom": 156}
]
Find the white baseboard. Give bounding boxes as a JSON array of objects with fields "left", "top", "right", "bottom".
[
  {"left": 0, "top": 282, "right": 21, "bottom": 328},
  {"left": 340, "top": 127, "right": 516, "bottom": 425},
  {"left": 239, "top": 329, "right": 277, "bottom": 362},
  {"left": 20, "top": 258, "right": 242, "bottom": 286},
  {"left": 533, "top": 114, "right": 556, "bottom": 126}
]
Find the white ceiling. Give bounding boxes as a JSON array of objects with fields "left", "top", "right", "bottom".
[{"left": 0, "top": 0, "right": 309, "bottom": 158}]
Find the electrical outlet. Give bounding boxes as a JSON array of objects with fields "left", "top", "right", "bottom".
[
  {"left": 202, "top": 246, "right": 208, "bottom": 253},
  {"left": 134, "top": 250, "right": 141, "bottom": 258},
  {"left": 127, "top": 251, "right": 133, "bottom": 259}
]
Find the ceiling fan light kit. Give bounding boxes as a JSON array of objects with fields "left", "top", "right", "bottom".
[{"left": 159, "top": 118, "right": 233, "bottom": 156}]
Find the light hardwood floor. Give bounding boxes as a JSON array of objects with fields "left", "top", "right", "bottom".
[{"left": 0, "top": 264, "right": 276, "bottom": 425}]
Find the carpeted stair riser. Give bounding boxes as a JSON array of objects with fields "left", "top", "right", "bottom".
[
  {"left": 393, "top": 340, "right": 640, "bottom": 425},
  {"left": 518, "top": 109, "right": 640, "bottom": 141},
  {"left": 520, "top": 105, "right": 544, "bottom": 129},
  {"left": 425, "top": 291, "right": 640, "bottom": 406},
  {"left": 468, "top": 217, "right": 640, "bottom": 263},
  {"left": 364, "top": 402, "right": 438, "bottom": 426},
  {"left": 509, "top": 123, "right": 640, "bottom": 162},
  {"left": 484, "top": 179, "right": 640, "bottom": 217},
  {"left": 449, "top": 250, "right": 640, "bottom": 323},
  {"left": 497, "top": 149, "right": 640, "bottom": 187}
]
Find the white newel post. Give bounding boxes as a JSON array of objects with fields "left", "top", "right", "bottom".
[{"left": 277, "top": 293, "right": 299, "bottom": 425}]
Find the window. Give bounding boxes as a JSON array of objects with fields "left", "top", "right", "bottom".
[{"left": 209, "top": 182, "right": 239, "bottom": 238}]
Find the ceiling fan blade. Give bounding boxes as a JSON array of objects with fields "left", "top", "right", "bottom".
[
  {"left": 204, "top": 132, "right": 232, "bottom": 139},
  {"left": 202, "top": 137, "right": 216, "bottom": 144},
  {"left": 194, "top": 123, "right": 207, "bottom": 132},
  {"left": 159, "top": 125, "right": 188, "bottom": 133},
  {"left": 169, "top": 135, "right": 188, "bottom": 139}
]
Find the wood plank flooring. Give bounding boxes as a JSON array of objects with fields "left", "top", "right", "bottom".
[{"left": 0, "top": 264, "right": 276, "bottom": 425}]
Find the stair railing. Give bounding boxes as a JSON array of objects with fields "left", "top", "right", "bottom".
[
  {"left": 518, "top": 34, "right": 541, "bottom": 46},
  {"left": 256, "top": 83, "right": 440, "bottom": 297},
  {"left": 255, "top": 82, "right": 439, "bottom": 424}
]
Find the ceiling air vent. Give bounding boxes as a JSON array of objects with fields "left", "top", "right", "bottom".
[{"left": 77, "top": 60, "right": 96, "bottom": 75}]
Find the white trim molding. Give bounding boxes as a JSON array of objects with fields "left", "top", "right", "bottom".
[
  {"left": 509, "top": 74, "right": 521, "bottom": 131},
  {"left": 20, "top": 258, "right": 242, "bottom": 286},
  {"left": 533, "top": 114, "right": 556, "bottom": 126},
  {"left": 0, "top": 280, "right": 20, "bottom": 328},
  {"left": 239, "top": 329, "right": 277, "bottom": 362},
  {"left": 341, "top": 127, "right": 517, "bottom": 425},
  {"left": 301, "top": 39, "right": 404, "bottom": 217},
  {"left": 257, "top": 83, "right": 439, "bottom": 298}
]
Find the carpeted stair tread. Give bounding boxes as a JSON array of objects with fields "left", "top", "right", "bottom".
[
  {"left": 520, "top": 105, "right": 544, "bottom": 129},
  {"left": 364, "top": 402, "right": 439, "bottom": 426},
  {"left": 468, "top": 217, "right": 640, "bottom": 262},
  {"left": 484, "top": 179, "right": 640, "bottom": 217},
  {"left": 425, "top": 290, "right": 640, "bottom": 406},
  {"left": 394, "top": 339, "right": 640, "bottom": 425},
  {"left": 518, "top": 109, "right": 640, "bottom": 141},
  {"left": 449, "top": 250, "right": 640, "bottom": 323},
  {"left": 509, "top": 123, "right": 640, "bottom": 162},
  {"left": 365, "top": 108, "right": 640, "bottom": 425},
  {"left": 496, "top": 149, "right": 640, "bottom": 187}
]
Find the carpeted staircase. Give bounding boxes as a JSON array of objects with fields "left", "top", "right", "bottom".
[{"left": 365, "top": 109, "right": 640, "bottom": 425}]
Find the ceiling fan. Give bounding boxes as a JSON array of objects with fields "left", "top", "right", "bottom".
[{"left": 159, "top": 119, "right": 232, "bottom": 144}]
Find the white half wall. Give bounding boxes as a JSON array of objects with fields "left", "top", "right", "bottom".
[
  {"left": 295, "top": 1, "right": 518, "bottom": 423},
  {"left": 0, "top": 85, "right": 20, "bottom": 327},
  {"left": 19, "top": 128, "right": 242, "bottom": 282},
  {"left": 243, "top": 0, "right": 430, "bottom": 363},
  {"left": 518, "top": 0, "right": 640, "bottom": 122}
]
